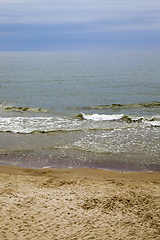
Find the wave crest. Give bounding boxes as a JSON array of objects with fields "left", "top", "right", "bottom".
[
  {"left": 82, "top": 102, "right": 160, "bottom": 110},
  {"left": 78, "top": 113, "right": 124, "bottom": 121}
]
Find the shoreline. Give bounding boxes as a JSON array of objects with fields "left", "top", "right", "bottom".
[
  {"left": 0, "top": 164, "right": 160, "bottom": 181},
  {"left": 0, "top": 150, "right": 160, "bottom": 173},
  {"left": 0, "top": 165, "right": 160, "bottom": 239},
  {"left": 1, "top": 130, "right": 160, "bottom": 173}
]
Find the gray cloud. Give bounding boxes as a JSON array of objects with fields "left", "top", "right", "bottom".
[
  {"left": 0, "top": 0, "right": 160, "bottom": 50},
  {"left": 0, "top": 0, "right": 160, "bottom": 32}
]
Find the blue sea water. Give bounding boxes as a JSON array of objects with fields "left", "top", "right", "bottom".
[{"left": 0, "top": 51, "right": 160, "bottom": 171}]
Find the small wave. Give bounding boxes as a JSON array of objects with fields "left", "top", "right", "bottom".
[
  {"left": 77, "top": 113, "right": 145, "bottom": 122},
  {"left": 0, "top": 104, "right": 48, "bottom": 113},
  {"left": 77, "top": 113, "right": 160, "bottom": 126},
  {"left": 0, "top": 114, "right": 159, "bottom": 134},
  {"left": 78, "top": 113, "right": 124, "bottom": 121},
  {"left": 81, "top": 101, "right": 160, "bottom": 110}
]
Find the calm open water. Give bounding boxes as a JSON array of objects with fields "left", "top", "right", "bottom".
[{"left": 0, "top": 51, "right": 160, "bottom": 171}]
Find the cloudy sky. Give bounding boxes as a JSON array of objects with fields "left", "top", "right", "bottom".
[{"left": 0, "top": 0, "right": 160, "bottom": 51}]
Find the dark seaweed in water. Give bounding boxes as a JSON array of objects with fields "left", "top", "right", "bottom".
[
  {"left": 2, "top": 106, "right": 46, "bottom": 113},
  {"left": 81, "top": 102, "right": 160, "bottom": 110}
]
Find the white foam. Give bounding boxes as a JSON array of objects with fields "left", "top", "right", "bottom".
[
  {"left": 0, "top": 116, "right": 66, "bottom": 133},
  {"left": 42, "top": 166, "right": 51, "bottom": 169},
  {"left": 150, "top": 121, "right": 160, "bottom": 127},
  {"left": 0, "top": 116, "right": 88, "bottom": 133},
  {"left": 82, "top": 113, "right": 124, "bottom": 121}
]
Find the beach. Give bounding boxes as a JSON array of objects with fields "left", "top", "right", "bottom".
[
  {"left": 0, "top": 165, "right": 160, "bottom": 239},
  {"left": 0, "top": 51, "right": 160, "bottom": 239}
]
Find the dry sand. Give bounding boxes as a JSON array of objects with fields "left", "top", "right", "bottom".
[{"left": 0, "top": 165, "right": 160, "bottom": 240}]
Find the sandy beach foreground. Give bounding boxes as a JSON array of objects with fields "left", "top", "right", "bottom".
[{"left": 0, "top": 166, "right": 160, "bottom": 240}]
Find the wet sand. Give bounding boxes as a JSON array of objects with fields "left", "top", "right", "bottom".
[{"left": 0, "top": 165, "right": 160, "bottom": 239}]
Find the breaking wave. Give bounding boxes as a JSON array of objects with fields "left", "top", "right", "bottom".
[
  {"left": 0, "top": 113, "right": 160, "bottom": 134},
  {"left": 77, "top": 113, "right": 124, "bottom": 121},
  {"left": 77, "top": 113, "right": 160, "bottom": 124}
]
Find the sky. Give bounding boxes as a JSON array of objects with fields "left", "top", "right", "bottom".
[{"left": 0, "top": 0, "right": 160, "bottom": 51}]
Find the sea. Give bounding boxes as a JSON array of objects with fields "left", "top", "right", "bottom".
[{"left": 0, "top": 50, "right": 160, "bottom": 172}]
